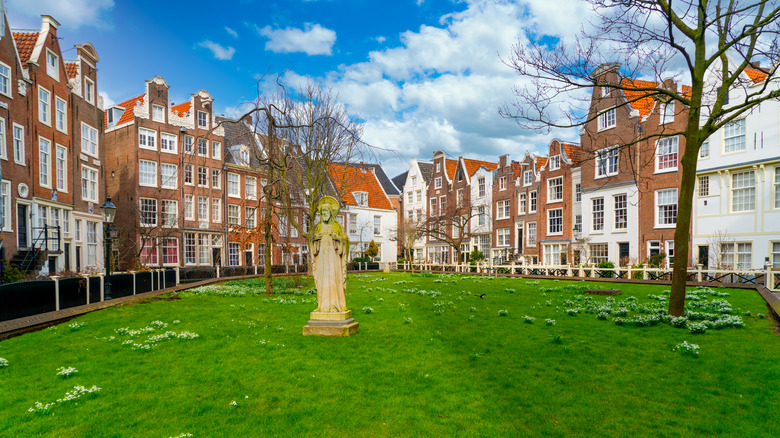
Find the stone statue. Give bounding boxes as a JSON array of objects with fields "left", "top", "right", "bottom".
[
  {"left": 303, "top": 196, "right": 359, "bottom": 336},
  {"left": 312, "top": 196, "right": 349, "bottom": 312}
]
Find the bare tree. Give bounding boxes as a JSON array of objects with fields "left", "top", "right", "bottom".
[
  {"left": 390, "top": 217, "right": 427, "bottom": 269},
  {"left": 422, "top": 198, "right": 490, "bottom": 265},
  {"left": 501, "top": 0, "right": 780, "bottom": 316}
]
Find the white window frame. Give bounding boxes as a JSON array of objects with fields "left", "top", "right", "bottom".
[
  {"left": 197, "top": 166, "right": 209, "bottom": 188},
  {"left": 655, "top": 188, "right": 678, "bottom": 227},
  {"left": 184, "top": 164, "right": 194, "bottom": 186},
  {"left": 723, "top": 119, "right": 746, "bottom": 154},
  {"left": 212, "top": 169, "right": 221, "bottom": 189},
  {"left": 526, "top": 222, "right": 537, "bottom": 247},
  {"left": 523, "top": 170, "right": 532, "bottom": 186},
  {"left": 731, "top": 170, "right": 755, "bottom": 212},
  {"left": 0, "top": 180, "right": 11, "bottom": 231},
  {"left": 698, "top": 175, "right": 710, "bottom": 197},
  {"left": 228, "top": 172, "right": 240, "bottom": 197},
  {"left": 497, "top": 199, "right": 510, "bottom": 220},
  {"left": 81, "top": 123, "right": 99, "bottom": 157},
  {"left": 55, "top": 97, "right": 67, "bottom": 133},
  {"left": 139, "top": 128, "right": 157, "bottom": 151},
  {"left": 198, "top": 111, "right": 208, "bottom": 128},
  {"left": 185, "top": 195, "right": 195, "bottom": 221},
  {"left": 549, "top": 155, "right": 560, "bottom": 171},
  {"left": 518, "top": 193, "right": 526, "bottom": 214},
  {"left": 548, "top": 208, "right": 563, "bottom": 235},
  {"left": 592, "top": 197, "right": 604, "bottom": 232},
  {"left": 478, "top": 177, "right": 486, "bottom": 197},
  {"left": 46, "top": 49, "right": 59, "bottom": 80},
  {"left": 140, "top": 198, "right": 158, "bottom": 227},
  {"left": 774, "top": 166, "right": 780, "bottom": 209},
  {"left": 160, "top": 132, "right": 177, "bottom": 153},
  {"left": 197, "top": 138, "right": 208, "bottom": 157},
  {"left": 499, "top": 176, "right": 506, "bottom": 190},
  {"left": 598, "top": 107, "right": 616, "bottom": 131},
  {"left": 38, "top": 86, "right": 51, "bottom": 126},
  {"left": 198, "top": 196, "right": 209, "bottom": 222},
  {"left": 161, "top": 200, "right": 178, "bottom": 228},
  {"left": 529, "top": 191, "right": 537, "bottom": 213},
  {"left": 139, "top": 159, "right": 158, "bottom": 188},
  {"left": 84, "top": 78, "right": 95, "bottom": 104},
  {"left": 434, "top": 177, "right": 442, "bottom": 189},
  {"left": 0, "top": 61, "right": 11, "bottom": 98},
  {"left": 184, "top": 135, "right": 194, "bottom": 153},
  {"left": 660, "top": 101, "right": 674, "bottom": 124},
  {"left": 161, "top": 163, "right": 178, "bottom": 189},
  {"left": 614, "top": 193, "right": 627, "bottom": 230},
  {"left": 595, "top": 146, "right": 619, "bottom": 178},
  {"left": 373, "top": 215, "right": 382, "bottom": 236},
  {"left": 227, "top": 204, "right": 240, "bottom": 225},
  {"left": 56, "top": 144, "right": 67, "bottom": 192},
  {"left": 655, "top": 136, "right": 679, "bottom": 173},
  {"left": 39, "top": 137, "right": 51, "bottom": 188},
  {"left": 13, "top": 123, "right": 24, "bottom": 165},
  {"left": 0, "top": 117, "right": 5, "bottom": 161},
  {"left": 497, "top": 228, "right": 511, "bottom": 246},
  {"left": 81, "top": 165, "right": 98, "bottom": 202},
  {"left": 152, "top": 104, "right": 165, "bottom": 122},
  {"left": 212, "top": 198, "right": 222, "bottom": 223},
  {"left": 245, "top": 176, "right": 257, "bottom": 200},
  {"left": 547, "top": 177, "right": 563, "bottom": 202},
  {"left": 212, "top": 141, "right": 221, "bottom": 160}
]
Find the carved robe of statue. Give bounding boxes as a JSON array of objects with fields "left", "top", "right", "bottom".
[{"left": 312, "top": 197, "right": 349, "bottom": 313}]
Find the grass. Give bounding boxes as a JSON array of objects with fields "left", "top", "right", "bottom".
[{"left": 0, "top": 272, "right": 778, "bottom": 437}]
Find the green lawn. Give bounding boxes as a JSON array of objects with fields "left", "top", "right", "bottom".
[{"left": 0, "top": 273, "right": 778, "bottom": 437}]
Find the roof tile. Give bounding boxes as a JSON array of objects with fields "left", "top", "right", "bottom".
[
  {"left": 12, "top": 32, "right": 39, "bottom": 62},
  {"left": 561, "top": 142, "right": 581, "bottom": 165},
  {"left": 463, "top": 158, "right": 498, "bottom": 177},
  {"left": 744, "top": 66, "right": 768, "bottom": 84},
  {"left": 329, "top": 164, "right": 393, "bottom": 210},
  {"left": 171, "top": 101, "right": 192, "bottom": 116},
  {"left": 536, "top": 157, "right": 547, "bottom": 172},
  {"left": 64, "top": 61, "right": 78, "bottom": 79},
  {"left": 105, "top": 94, "right": 145, "bottom": 127},
  {"left": 445, "top": 159, "right": 458, "bottom": 180},
  {"left": 621, "top": 78, "right": 659, "bottom": 117}
]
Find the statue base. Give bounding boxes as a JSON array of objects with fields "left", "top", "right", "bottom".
[{"left": 303, "top": 310, "right": 360, "bottom": 337}]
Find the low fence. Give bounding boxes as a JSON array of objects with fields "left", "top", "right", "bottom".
[
  {"left": 0, "top": 269, "right": 178, "bottom": 322},
  {"left": 178, "top": 263, "right": 383, "bottom": 283},
  {"left": 396, "top": 262, "right": 779, "bottom": 291}
]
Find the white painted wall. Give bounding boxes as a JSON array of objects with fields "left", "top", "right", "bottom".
[
  {"left": 581, "top": 182, "right": 639, "bottom": 264},
  {"left": 401, "top": 159, "right": 429, "bottom": 258}
]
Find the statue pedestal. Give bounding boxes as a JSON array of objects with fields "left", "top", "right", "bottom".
[{"left": 303, "top": 310, "right": 360, "bottom": 337}]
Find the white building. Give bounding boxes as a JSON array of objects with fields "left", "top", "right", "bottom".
[
  {"left": 396, "top": 159, "right": 433, "bottom": 261},
  {"left": 693, "top": 60, "right": 780, "bottom": 269},
  {"left": 470, "top": 164, "right": 495, "bottom": 258}
]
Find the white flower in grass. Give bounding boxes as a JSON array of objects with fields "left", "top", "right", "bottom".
[
  {"left": 56, "top": 366, "right": 78, "bottom": 377},
  {"left": 0, "top": 357, "right": 8, "bottom": 367},
  {"left": 230, "top": 400, "right": 237, "bottom": 406}
]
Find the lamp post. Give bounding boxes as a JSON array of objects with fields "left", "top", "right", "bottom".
[{"left": 101, "top": 197, "right": 117, "bottom": 300}]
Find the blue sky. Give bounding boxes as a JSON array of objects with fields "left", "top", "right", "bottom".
[{"left": 8, "top": 0, "right": 590, "bottom": 177}]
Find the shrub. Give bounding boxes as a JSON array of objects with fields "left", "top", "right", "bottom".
[
  {"left": 362, "top": 307, "right": 374, "bottom": 314},
  {"left": 565, "top": 308, "right": 579, "bottom": 316},
  {"left": 2, "top": 261, "right": 25, "bottom": 284},
  {"left": 523, "top": 315, "right": 535, "bottom": 324},
  {"left": 469, "top": 249, "right": 486, "bottom": 263},
  {"left": 687, "top": 321, "right": 707, "bottom": 334},
  {"left": 597, "top": 260, "right": 615, "bottom": 278},
  {"left": 498, "top": 309, "right": 509, "bottom": 317},
  {"left": 674, "top": 341, "right": 700, "bottom": 357},
  {"left": 670, "top": 316, "right": 688, "bottom": 328},
  {"left": 545, "top": 319, "right": 556, "bottom": 326}
]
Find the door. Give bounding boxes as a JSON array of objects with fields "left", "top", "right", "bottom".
[
  {"left": 75, "top": 246, "right": 82, "bottom": 272},
  {"left": 212, "top": 248, "right": 221, "bottom": 266},
  {"left": 698, "top": 246, "right": 709, "bottom": 269},
  {"left": 517, "top": 228, "right": 523, "bottom": 254},
  {"left": 64, "top": 243, "right": 71, "bottom": 271},
  {"left": 619, "top": 243, "right": 630, "bottom": 266},
  {"left": 17, "top": 205, "right": 28, "bottom": 248}
]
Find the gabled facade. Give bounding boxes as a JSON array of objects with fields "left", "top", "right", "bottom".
[
  {"left": 538, "top": 139, "right": 581, "bottom": 265},
  {"left": 693, "top": 60, "right": 780, "bottom": 269},
  {"left": 465, "top": 158, "right": 498, "bottom": 258},
  {"left": 514, "top": 152, "right": 543, "bottom": 264},
  {"left": 397, "top": 158, "right": 432, "bottom": 261},
  {"left": 425, "top": 150, "right": 458, "bottom": 262}
]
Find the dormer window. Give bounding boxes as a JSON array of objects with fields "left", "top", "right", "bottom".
[
  {"left": 198, "top": 111, "right": 208, "bottom": 128},
  {"left": 549, "top": 155, "right": 560, "bottom": 171},
  {"left": 353, "top": 191, "right": 368, "bottom": 207},
  {"left": 240, "top": 149, "right": 250, "bottom": 166},
  {"left": 46, "top": 50, "right": 58, "bottom": 80},
  {"left": 152, "top": 104, "right": 165, "bottom": 122}
]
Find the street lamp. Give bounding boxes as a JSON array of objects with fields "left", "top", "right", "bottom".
[{"left": 101, "top": 197, "right": 117, "bottom": 300}]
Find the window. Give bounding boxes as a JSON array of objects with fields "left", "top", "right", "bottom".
[
  {"left": 212, "top": 141, "right": 221, "bottom": 159},
  {"left": 614, "top": 194, "right": 627, "bottom": 230},
  {"left": 416, "top": 190, "right": 422, "bottom": 202},
  {"left": 497, "top": 228, "right": 510, "bottom": 246},
  {"left": 245, "top": 207, "right": 256, "bottom": 228},
  {"left": 439, "top": 196, "right": 447, "bottom": 215},
  {"left": 666, "top": 240, "right": 675, "bottom": 268},
  {"left": 13, "top": 124, "right": 24, "bottom": 165},
  {"left": 0, "top": 180, "right": 9, "bottom": 231},
  {"left": 228, "top": 242, "right": 240, "bottom": 266},
  {"left": 39, "top": 138, "right": 51, "bottom": 188},
  {"left": 590, "top": 243, "right": 609, "bottom": 264},
  {"left": 574, "top": 214, "right": 582, "bottom": 233},
  {"left": 184, "top": 195, "right": 194, "bottom": 220},
  {"left": 457, "top": 189, "right": 464, "bottom": 207},
  {"left": 656, "top": 137, "right": 678, "bottom": 171},
  {"left": 161, "top": 163, "right": 177, "bottom": 189},
  {"left": 228, "top": 173, "right": 240, "bottom": 197},
  {"left": 772, "top": 242, "right": 780, "bottom": 268},
  {"left": 195, "top": 196, "right": 208, "bottom": 223},
  {"left": 161, "top": 200, "right": 178, "bottom": 227},
  {"left": 184, "top": 164, "right": 194, "bottom": 185},
  {"left": 374, "top": 215, "right": 381, "bottom": 235},
  {"left": 661, "top": 101, "right": 674, "bottom": 124},
  {"left": 152, "top": 104, "right": 165, "bottom": 122},
  {"left": 198, "top": 234, "right": 211, "bottom": 265},
  {"left": 530, "top": 191, "right": 537, "bottom": 213},
  {"left": 656, "top": 188, "right": 678, "bottom": 226},
  {"left": 429, "top": 198, "right": 438, "bottom": 217},
  {"left": 184, "top": 233, "right": 196, "bottom": 265},
  {"left": 86, "top": 222, "right": 97, "bottom": 267},
  {"left": 79, "top": 123, "right": 99, "bottom": 157},
  {"left": 602, "top": 86, "right": 611, "bottom": 97},
  {"left": 575, "top": 183, "right": 581, "bottom": 202},
  {"left": 524, "top": 170, "right": 532, "bottom": 186},
  {"left": 544, "top": 243, "right": 567, "bottom": 266},
  {"left": 598, "top": 108, "right": 616, "bottom": 130},
  {"left": 349, "top": 213, "right": 357, "bottom": 234},
  {"left": 141, "top": 238, "right": 158, "bottom": 265},
  {"left": 596, "top": 147, "right": 619, "bottom": 177},
  {"left": 197, "top": 166, "right": 208, "bottom": 187},
  {"left": 434, "top": 177, "right": 442, "bottom": 189},
  {"left": 81, "top": 166, "right": 98, "bottom": 202},
  {"left": 518, "top": 193, "right": 526, "bottom": 214},
  {"left": 140, "top": 198, "right": 157, "bottom": 226},
  {"left": 212, "top": 198, "right": 222, "bottom": 223},
  {"left": 245, "top": 176, "right": 257, "bottom": 200},
  {"left": 84, "top": 78, "right": 94, "bottom": 104},
  {"left": 720, "top": 242, "right": 752, "bottom": 269},
  {"left": 478, "top": 177, "right": 486, "bottom": 197},
  {"left": 139, "top": 128, "right": 156, "bottom": 150},
  {"left": 279, "top": 215, "right": 289, "bottom": 237},
  {"left": 700, "top": 139, "right": 710, "bottom": 158},
  {"left": 723, "top": 119, "right": 746, "bottom": 153},
  {"left": 39, "top": 87, "right": 51, "bottom": 125},
  {"left": 731, "top": 170, "right": 755, "bottom": 212},
  {"left": 139, "top": 160, "right": 157, "bottom": 187},
  {"left": 0, "top": 62, "right": 10, "bottom": 97},
  {"left": 240, "top": 149, "right": 250, "bottom": 166},
  {"left": 354, "top": 191, "right": 368, "bottom": 207},
  {"left": 228, "top": 204, "right": 240, "bottom": 225},
  {"left": 407, "top": 210, "right": 414, "bottom": 222},
  {"left": 0, "top": 118, "right": 5, "bottom": 160},
  {"left": 198, "top": 138, "right": 208, "bottom": 156},
  {"left": 407, "top": 191, "right": 413, "bottom": 203},
  {"left": 436, "top": 163, "right": 441, "bottom": 173},
  {"left": 527, "top": 222, "right": 537, "bottom": 246},
  {"left": 411, "top": 176, "right": 417, "bottom": 186},
  {"left": 549, "top": 155, "right": 560, "bottom": 170},
  {"left": 774, "top": 167, "right": 780, "bottom": 209},
  {"left": 548, "top": 209, "right": 563, "bottom": 234},
  {"left": 698, "top": 176, "right": 709, "bottom": 197},
  {"left": 548, "top": 177, "right": 563, "bottom": 202},
  {"left": 55, "top": 98, "right": 67, "bottom": 133},
  {"left": 162, "top": 238, "right": 179, "bottom": 265},
  {"left": 160, "top": 132, "right": 177, "bottom": 153},
  {"left": 56, "top": 145, "right": 67, "bottom": 192},
  {"left": 497, "top": 200, "right": 510, "bottom": 219},
  {"left": 212, "top": 169, "right": 221, "bottom": 189},
  {"left": 184, "top": 135, "right": 194, "bottom": 153},
  {"left": 198, "top": 111, "right": 208, "bottom": 128},
  {"left": 499, "top": 176, "right": 506, "bottom": 190},
  {"left": 478, "top": 206, "right": 486, "bottom": 226},
  {"left": 592, "top": 198, "right": 604, "bottom": 231},
  {"left": 717, "top": 86, "right": 729, "bottom": 105}
]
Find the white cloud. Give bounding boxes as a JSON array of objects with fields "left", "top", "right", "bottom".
[
  {"left": 8, "top": 0, "right": 114, "bottom": 29},
  {"left": 99, "top": 91, "right": 115, "bottom": 109},
  {"left": 197, "top": 40, "right": 236, "bottom": 60},
  {"left": 257, "top": 23, "right": 336, "bottom": 55},
  {"left": 225, "top": 27, "right": 239, "bottom": 38},
  {"left": 375, "top": 36, "right": 386, "bottom": 44}
]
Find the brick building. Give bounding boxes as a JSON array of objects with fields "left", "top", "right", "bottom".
[
  {"left": 515, "top": 152, "right": 544, "bottom": 265},
  {"left": 538, "top": 139, "right": 581, "bottom": 265}
]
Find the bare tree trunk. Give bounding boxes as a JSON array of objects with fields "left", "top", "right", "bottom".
[
  {"left": 668, "top": 137, "right": 699, "bottom": 316},
  {"left": 264, "top": 122, "right": 276, "bottom": 295}
]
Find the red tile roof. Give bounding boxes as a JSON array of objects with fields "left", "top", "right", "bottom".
[
  {"left": 621, "top": 78, "right": 659, "bottom": 117},
  {"left": 171, "top": 101, "right": 192, "bottom": 116},
  {"left": 445, "top": 159, "right": 458, "bottom": 180},
  {"left": 561, "top": 142, "right": 581, "bottom": 165},
  {"left": 64, "top": 61, "right": 78, "bottom": 79},
  {"left": 463, "top": 158, "right": 498, "bottom": 177},
  {"left": 536, "top": 157, "right": 547, "bottom": 172},
  {"left": 511, "top": 162, "right": 523, "bottom": 178},
  {"left": 105, "top": 94, "right": 145, "bottom": 127},
  {"left": 13, "top": 32, "right": 39, "bottom": 62},
  {"left": 329, "top": 164, "right": 393, "bottom": 210},
  {"left": 744, "top": 66, "right": 768, "bottom": 84}
]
